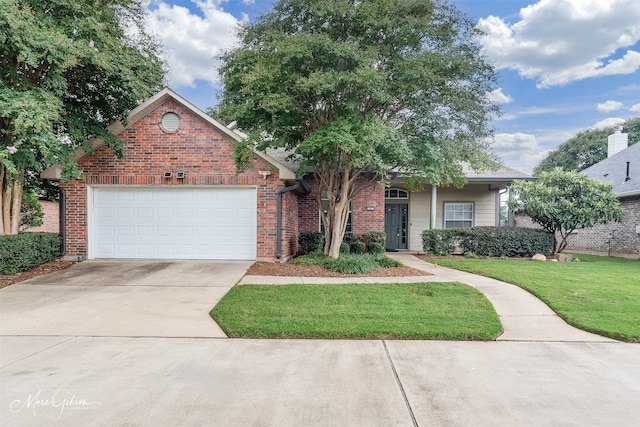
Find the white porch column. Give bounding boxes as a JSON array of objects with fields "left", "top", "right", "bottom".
[{"left": 430, "top": 185, "right": 437, "bottom": 229}]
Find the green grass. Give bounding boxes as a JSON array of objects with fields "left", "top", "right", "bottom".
[
  {"left": 290, "top": 253, "right": 403, "bottom": 274},
  {"left": 429, "top": 254, "right": 640, "bottom": 342},
  {"left": 211, "top": 282, "right": 502, "bottom": 340}
]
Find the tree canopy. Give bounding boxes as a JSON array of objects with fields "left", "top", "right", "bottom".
[
  {"left": 0, "top": 0, "right": 165, "bottom": 234},
  {"left": 218, "top": 0, "right": 499, "bottom": 257},
  {"left": 534, "top": 116, "right": 640, "bottom": 176},
  {"left": 508, "top": 169, "right": 623, "bottom": 253}
]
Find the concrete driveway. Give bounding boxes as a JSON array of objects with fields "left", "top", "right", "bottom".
[
  {"left": 0, "top": 260, "right": 252, "bottom": 337},
  {"left": 1, "top": 260, "right": 639, "bottom": 426}
]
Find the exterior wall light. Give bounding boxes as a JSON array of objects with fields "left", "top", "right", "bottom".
[{"left": 176, "top": 172, "right": 185, "bottom": 179}]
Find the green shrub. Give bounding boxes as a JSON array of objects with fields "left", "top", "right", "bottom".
[
  {"left": 458, "top": 227, "right": 553, "bottom": 257},
  {"left": 421, "top": 229, "right": 457, "bottom": 255},
  {"left": 298, "top": 231, "right": 324, "bottom": 255},
  {"left": 368, "top": 242, "right": 384, "bottom": 255},
  {"left": 0, "top": 233, "right": 60, "bottom": 274},
  {"left": 360, "top": 231, "right": 386, "bottom": 247},
  {"left": 422, "top": 227, "right": 554, "bottom": 258},
  {"left": 339, "top": 242, "right": 350, "bottom": 254},
  {"left": 350, "top": 240, "right": 366, "bottom": 254}
]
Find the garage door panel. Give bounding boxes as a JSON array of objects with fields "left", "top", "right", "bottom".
[{"left": 93, "top": 187, "right": 256, "bottom": 260}]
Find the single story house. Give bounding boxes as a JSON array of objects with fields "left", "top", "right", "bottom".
[
  {"left": 564, "top": 133, "right": 640, "bottom": 257},
  {"left": 42, "top": 88, "right": 532, "bottom": 261}
]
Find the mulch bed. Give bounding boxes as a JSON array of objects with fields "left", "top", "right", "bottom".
[
  {"left": 0, "top": 260, "right": 76, "bottom": 289},
  {"left": 245, "top": 261, "right": 429, "bottom": 277}
]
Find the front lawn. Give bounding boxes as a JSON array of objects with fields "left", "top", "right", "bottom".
[
  {"left": 211, "top": 282, "right": 502, "bottom": 340},
  {"left": 429, "top": 254, "right": 640, "bottom": 342}
]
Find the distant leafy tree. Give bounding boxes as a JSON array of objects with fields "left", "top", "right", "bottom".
[
  {"left": 508, "top": 169, "right": 623, "bottom": 253},
  {"left": 219, "top": 0, "right": 499, "bottom": 258},
  {"left": 1, "top": 0, "right": 165, "bottom": 234},
  {"left": 19, "top": 191, "right": 43, "bottom": 232},
  {"left": 534, "top": 116, "right": 640, "bottom": 175}
]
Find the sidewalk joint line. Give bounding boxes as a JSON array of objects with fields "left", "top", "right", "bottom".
[{"left": 383, "top": 340, "right": 418, "bottom": 427}]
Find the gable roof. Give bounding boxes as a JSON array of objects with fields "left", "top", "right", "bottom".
[
  {"left": 41, "top": 87, "right": 295, "bottom": 181},
  {"left": 463, "top": 164, "right": 533, "bottom": 182},
  {"left": 582, "top": 141, "right": 640, "bottom": 197}
]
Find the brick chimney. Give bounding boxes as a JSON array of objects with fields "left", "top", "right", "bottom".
[{"left": 608, "top": 126, "right": 628, "bottom": 157}]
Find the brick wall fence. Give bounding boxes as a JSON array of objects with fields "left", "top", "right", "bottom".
[{"left": 515, "top": 195, "right": 640, "bottom": 257}]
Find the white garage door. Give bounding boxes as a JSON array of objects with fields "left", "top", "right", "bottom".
[{"left": 92, "top": 187, "right": 256, "bottom": 260}]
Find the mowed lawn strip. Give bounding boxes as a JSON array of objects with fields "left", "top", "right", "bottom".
[
  {"left": 211, "top": 282, "right": 502, "bottom": 340},
  {"left": 429, "top": 254, "right": 640, "bottom": 342}
]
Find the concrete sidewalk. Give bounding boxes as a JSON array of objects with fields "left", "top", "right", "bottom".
[{"left": 239, "top": 253, "right": 616, "bottom": 343}]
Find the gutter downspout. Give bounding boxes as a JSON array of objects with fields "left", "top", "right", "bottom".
[
  {"left": 59, "top": 188, "right": 66, "bottom": 257},
  {"left": 277, "top": 179, "right": 310, "bottom": 259}
]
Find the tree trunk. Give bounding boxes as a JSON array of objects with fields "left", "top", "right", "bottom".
[
  {"left": 10, "top": 180, "right": 23, "bottom": 234},
  {"left": 0, "top": 165, "right": 23, "bottom": 235},
  {"left": 318, "top": 168, "right": 354, "bottom": 259}
]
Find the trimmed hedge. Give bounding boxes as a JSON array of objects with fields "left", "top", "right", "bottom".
[
  {"left": 422, "top": 227, "right": 554, "bottom": 257},
  {"left": 0, "top": 233, "right": 60, "bottom": 274}
]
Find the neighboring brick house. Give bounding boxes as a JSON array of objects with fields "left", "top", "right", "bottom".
[
  {"left": 42, "top": 88, "right": 532, "bottom": 261},
  {"left": 563, "top": 134, "right": 640, "bottom": 258}
]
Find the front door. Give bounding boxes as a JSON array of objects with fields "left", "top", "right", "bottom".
[{"left": 385, "top": 204, "right": 408, "bottom": 250}]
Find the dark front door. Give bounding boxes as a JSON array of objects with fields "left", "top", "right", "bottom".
[{"left": 385, "top": 204, "right": 408, "bottom": 250}]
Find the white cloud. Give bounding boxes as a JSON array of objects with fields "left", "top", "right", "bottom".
[
  {"left": 492, "top": 133, "right": 539, "bottom": 152},
  {"left": 630, "top": 103, "right": 640, "bottom": 112},
  {"left": 591, "top": 117, "right": 625, "bottom": 129},
  {"left": 596, "top": 100, "right": 624, "bottom": 113},
  {"left": 146, "top": 0, "right": 241, "bottom": 88},
  {"left": 487, "top": 88, "right": 514, "bottom": 104},
  {"left": 477, "top": 0, "right": 640, "bottom": 87}
]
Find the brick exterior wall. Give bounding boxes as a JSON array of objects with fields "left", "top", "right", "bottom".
[
  {"left": 564, "top": 196, "right": 640, "bottom": 256},
  {"left": 515, "top": 196, "right": 640, "bottom": 257},
  {"left": 60, "top": 98, "right": 291, "bottom": 260},
  {"left": 297, "top": 177, "right": 385, "bottom": 235}
]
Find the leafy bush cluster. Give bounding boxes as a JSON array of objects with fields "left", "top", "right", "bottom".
[
  {"left": 422, "top": 227, "right": 554, "bottom": 257},
  {"left": 0, "top": 233, "right": 60, "bottom": 274},
  {"left": 291, "top": 253, "right": 402, "bottom": 274},
  {"left": 298, "top": 230, "right": 386, "bottom": 255},
  {"left": 298, "top": 231, "right": 325, "bottom": 254}
]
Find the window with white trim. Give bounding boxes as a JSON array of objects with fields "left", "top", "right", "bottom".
[
  {"left": 385, "top": 188, "right": 409, "bottom": 199},
  {"left": 444, "top": 202, "right": 474, "bottom": 229}
]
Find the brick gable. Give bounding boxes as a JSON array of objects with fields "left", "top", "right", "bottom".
[{"left": 61, "top": 98, "right": 287, "bottom": 260}]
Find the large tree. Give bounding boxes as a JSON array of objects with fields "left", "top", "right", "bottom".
[
  {"left": 218, "top": 0, "right": 499, "bottom": 258},
  {"left": 534, "top": 117, "right": 640, "bottom": 176},
  {"left": 508, "top": 169, "right": 623, "bottom": 253},
  {"left": 0, "top": 0, "right": 165, "bottom": 234}
]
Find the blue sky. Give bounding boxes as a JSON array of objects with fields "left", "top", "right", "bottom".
[{"left": 145, "top": 0, "right": 640, "bottom": 173}]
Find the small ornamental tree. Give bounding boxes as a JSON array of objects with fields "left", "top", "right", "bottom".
[
  {"left": 508, "top": 169, "right": 624, "bottom": 253},
  {"left": 218, "top": 0, "right": 499, "bottom": 258}
]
